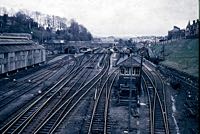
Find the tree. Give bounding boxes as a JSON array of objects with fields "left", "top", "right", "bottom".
[
  {"left": 0, "top": 7, "right": 7, "bottom": 15},
  {"left": 34, "top": 11, "right": 41, "bottom": 26},
  {"left": 119, "top": 39, "right": 123, "bottom": 44},
  {"left": 0, "top": 7, "right": 93, "bottom": 41},
  {"left": 69, "top": 19, "right": 79, "bottom": 40}
]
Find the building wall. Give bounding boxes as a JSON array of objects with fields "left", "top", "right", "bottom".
[
  {"left": 117, "top": 66, "right": 140, "bottom": 101},
  {"left": 0, "top": 48, "right": 45, "bottom": 75}
]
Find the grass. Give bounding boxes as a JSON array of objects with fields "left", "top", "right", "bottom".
[{"left": 150, "top": 39, "right": 199, "bottom": 77}]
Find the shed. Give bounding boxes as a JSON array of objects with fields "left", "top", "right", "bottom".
[{"left": 0, "top": 34, "right": 45, "bottom": 75}]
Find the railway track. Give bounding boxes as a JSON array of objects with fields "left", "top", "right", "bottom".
[
  {"left": 87, "top": 70, "right": 118, "bottom": 134},
  {"left": 0, "top": 55, "right": 75, "bottom": 96},
  {"left": 0, "top": 54, "right": 87, "bottom": 110},
  {"left": 142, "top": 76, "right": 153, "bottom": 134},
  {"left": 33, "top": 54, "right": 110, "bottom": 134},
  {"left": 142, "top": 67, "right": 170, "bottom": 134},
  {"left": 0, "top": 55, "right": 73, "bottom": 93},
  {"left": 0, "top": 57, "right": 77, "bottom": 110},
  {"left": 18, "top": 66, "right": 93, "bottom": 134},
  {"left": 0, "top": 53, "right": 103, "bottom": 134}
]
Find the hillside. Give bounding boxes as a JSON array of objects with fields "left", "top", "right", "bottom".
[
  {"left": 0, "top": 12, "right": 92, "bottom": 42},
  {"left": 150, "top": 39, "right": 199, "bottom": 77}
]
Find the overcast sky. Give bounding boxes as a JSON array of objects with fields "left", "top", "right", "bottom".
[{"left": 0, "top": 0, "right": 199, "bottom": 37}]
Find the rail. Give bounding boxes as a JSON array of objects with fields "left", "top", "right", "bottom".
[
  {"left": 34, "top": 54, "right": 111, "bottom": 134},
  {"left": 142, "top": 68, "right": 170, "bottom": 134},
  {"left": 0, "top": 54, "right": 100, "bottom": 133}
]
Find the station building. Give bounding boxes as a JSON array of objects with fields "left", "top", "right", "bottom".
[
  {"left": 0, "top": 33, "right": 46, "bottom": 75},
  {"left": 117, "top": 57, "right": 141, "bottom": 104}
]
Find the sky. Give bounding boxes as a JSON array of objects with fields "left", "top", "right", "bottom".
[{"left": 0, "top": 0, "right": 199, "bottom": 37}]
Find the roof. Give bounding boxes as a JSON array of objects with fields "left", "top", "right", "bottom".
[
  {"left": 0, "top": 34, "right": 44, "bottom": 53},
  {"left": 0, "top": 33, "right": 33, "bottom": 45},
  {"left": 118, "top": 57, "right": 140, "bottom": 67},
  {"left": 0, "top": 44, "right": 45, "bottom": 54},
  {"left": 0, "top": 33, "right": 32, "bottom": 40},
  {"left": 0, "top": 39, "right": 33, "bottom": 45}
]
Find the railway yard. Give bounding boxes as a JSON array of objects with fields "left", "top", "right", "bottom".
[
  {"left": 0, "top": 49, "right": 199, "bottom": 134},
  {"left": 0, "top": 1, "right": 198, "bottom": 133}
]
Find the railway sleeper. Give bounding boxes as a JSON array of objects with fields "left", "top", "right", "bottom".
[
  {"left": 94, "top": 111, "right": 104, "bottom": 116},
  {"left": 92, "top": 129, "right": 104, "bottom": 134},
  {"left": 154, "top": 128, "right": 166, "bottom": 131},
  {"left": 154, "top": 124, "right": 165, "bottom": 129},
  {"left": 39, "top": 128, "right": 51, "bottom": 133},
  {"left": 154, "top": 131, "right": 166, "bottom": 134},
  {"left": 92, "top": 123, "right": 104, "bottom": 127},
  {"left": 93, "top": 118, "right": 104, "bottom": 123}
]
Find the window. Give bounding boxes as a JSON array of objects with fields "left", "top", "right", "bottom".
[
  {"left": 132, "top": 67, "right": 135, "bottom": 74},
  {"left": 135, "top": 68, "right": 140, "bottom": 74},
  {"left": 10, "top": 57, "right": 14, "bottom": 62},
  {"left": 0, "top": 64, "right": 2, "bottom": 73},
  {"left": 4, "top": 53, "right": 8, "bottom": 58},
  {"left": 125, "top": 68, "right": 129, "bottom": 74},
  {"left": 121, "top": 68, "right": 125, "bottom": 74},
  {"left": 0, "top": 58, "right": 3, "bottom": 64}
]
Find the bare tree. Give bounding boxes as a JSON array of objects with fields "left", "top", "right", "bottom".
[
  {"left": 34, "top": 11, "right": 41, "bottom": 26},
  {"left": 0, "top": 7, "right": 8, "bottom": 15},
  {"left": 8, "top": 8, "right": 15, "bottom": 16}
]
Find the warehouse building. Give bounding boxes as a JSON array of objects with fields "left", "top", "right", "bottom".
[{"left": 0, "top": 33, "right": 46, "bottom": 75}]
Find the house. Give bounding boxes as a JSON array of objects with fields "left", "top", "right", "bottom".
[
  {"left": 168, "top": 26, "right": 185, "bottom": 40},
  {"left": 185, "top": 20, "right": 199, "bottom": 39}
]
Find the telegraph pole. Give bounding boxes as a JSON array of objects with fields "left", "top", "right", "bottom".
[
  {"left": 139, "top": 52, "right": 143, "bottom": 96},
  {"left": 162, "top": 44, "right": 165, "bottom": 60},
  {"left": 128, "top": 56, "right": 133, "bottom": 133}
]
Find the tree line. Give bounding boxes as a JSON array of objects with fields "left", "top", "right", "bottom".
[{"left": 0, "top": 7, "right": 93, "bottom": 42}]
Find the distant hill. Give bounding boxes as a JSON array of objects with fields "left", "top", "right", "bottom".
[{"left": 150, "top": 39, "right": 199, "bottom": 77}]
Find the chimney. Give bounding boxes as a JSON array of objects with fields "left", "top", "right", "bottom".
[{"left": 193, "top": 20, "right": 195, "bottom": 25}]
